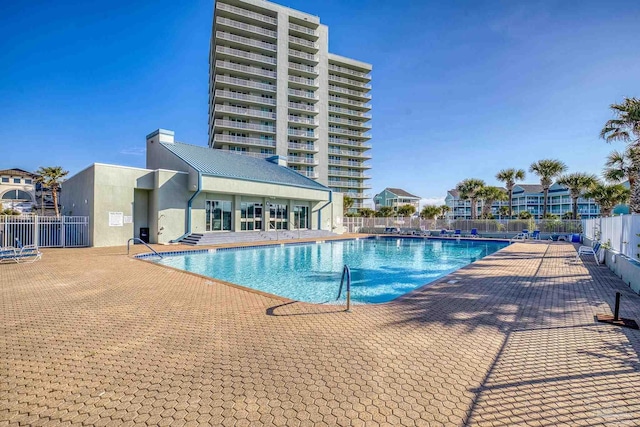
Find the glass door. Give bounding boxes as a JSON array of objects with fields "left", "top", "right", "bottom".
[
  {"left": 206, "top": 200, "right": 232, "bottom": 231},
  {"left": 293, "top": 205, "right": 309, "bottom": 229},
  {"left": 269, "top": 203, "right": 288, "bottom": 230}
]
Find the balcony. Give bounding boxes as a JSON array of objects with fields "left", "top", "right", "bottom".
[
  {"left": 288, "top": 88, "right": 318, "bottom": 100},
  {"left": 215, "top": 75, "right": 275, "bottom": 92},
  {"left": 213, "top": 134, "right": 276, "bottom": 148},
  {"left": 328, "top": 127, "right": 370, "bottom": 138},
  {"left": 214, "top": 105, "right": 276, "bottom": 119},
  {"left": 288, "top": 128, "right": 317, "bottom": 138},
  {"left": 293, "top": 170, "right": 319, "bottom": 179},
  {"left": 328, "top": 159, "right": 371, "bottom": 169},
  {"left": 234, "top": 151, "right": 272, "bottom": 159},
  {"left": 328, "top": 148, "right": 371, "bottom": 158},
  {"left": 216, "top": 2, "right": 277, "bottom": 26},
  {"left": 288, "top": 157, "right": 319, "bottom": 165},
  {"left": 288, "top": 49, "right": 318, "bottom": 63},
  {"left": 215, "top": 31, "right": 277, "bottom": 52},
  {"left": 328, "top": 63, "right": 371, "bottom": 80},
  {"left": 328, "top": 105, "right": 371, "bottom": 118},
  {"left": 215, "top": 60, "right": 276, "bottom": 79},
  {"left": 328, "top": 95, "right": 371, "bottom": 110},
  {"left": 328, "top": 74, "right": 371, "bottom": 89},
  {"left": 288, "top": 62, "right": 318, "bottom": 76},
  {"left": 215, "top": 90, "right": 276, "bottom": 106},
  {"left": 289, "top": 22, "right": 317, "bottom": 37},
  {"left": 288, "top": 142, "right": 317, "bottom": 152},
  {"left": 349, "top": 193, "right": 370, "bottom": 199},
  {"left": 288, "top": 101, "right": 318, "bottom": 113},
  {"left": 214, "top": 119, "right": 275, "bottom": 133},
  {"left": 328, "top": 137, "right": 372, "bottom": 149},
  {"left": 328, "top": 116, "right": 371, "bottom": 128},
  {"left": 215, "top": 16, "right": 277, "bottom": 39},
  {"left": 288, "top": 35, "right": 318, "bottom": 49},
  {"left": 328, "top": 180, "right": 372, "bottom": 189},
  {"left": 328, "top": 85, "right": 372, "bottom": 100},
  {"left": 327, "top": 170, "right": 370, "bottom": 178},
  {"left": 288, "top": 75, "right": 317, "bottom": 87},
  {"left": 215, "top": 46, "right": 276, "bottom": 65},
  {"left": 287, "top": 115, "right": 317, "bottom": 126}
]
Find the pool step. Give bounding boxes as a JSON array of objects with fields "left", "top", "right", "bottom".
[{"left": 180, "top": 230, "right": 337, "bottom": 246}]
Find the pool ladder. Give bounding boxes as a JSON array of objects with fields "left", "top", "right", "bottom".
[
  {"left": 127, "top": 238, "right": 163, "bottom": 259},
  {"left": 336, "top": 264, "right": 352, "bottom": 312}
]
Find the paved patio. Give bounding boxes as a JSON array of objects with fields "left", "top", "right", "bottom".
[{"left": 2, "top": 239, "right": 640, "bottom": 426}]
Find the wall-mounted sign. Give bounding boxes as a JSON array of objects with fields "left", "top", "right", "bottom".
[
  {"left": 123, "top": 216, "right": 133, "bottom": 224},
  {"left": 109, "top": 212, "right": 124, "bottom": 227}
]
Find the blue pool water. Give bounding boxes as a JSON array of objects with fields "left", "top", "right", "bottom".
[{"left": 153, "top": 238, "right": 509, "bottom": 304}]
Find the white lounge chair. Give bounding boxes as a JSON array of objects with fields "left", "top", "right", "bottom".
[
  {"left": 0, "top": 242, "right": 42, "bottom": 264},
  {"left": 576, "top": 242, "right": 601, "bottom": 264}
]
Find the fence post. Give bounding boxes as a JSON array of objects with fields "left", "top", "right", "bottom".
[
  {"left": 61, "top": 216, "right": 66, "bottom": 248},
  {"left": 34, "top": 215, "right": 39, "bottom": 247}
]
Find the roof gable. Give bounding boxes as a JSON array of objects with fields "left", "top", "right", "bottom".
[
  {"left": 385, "top": 187, "right": 420, "bottom": 199},
  {"left": 0, "top": 168, "right": 37, "bottom": 178},
  {"left": 513, "top": 184, "right": 544, "bottom": 194},
  {"left": 159, "top": 142, "right": 329, "bottom": 191}
]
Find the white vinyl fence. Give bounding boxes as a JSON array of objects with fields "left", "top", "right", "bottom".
[
  {"left": 0, "top": 215, "right": 89, "bottom": 248},
  {"left": 583, "top": 214, "right": 640, "bottom": 259},
  {"left": 343, "top": 217, "right": 583, "bottom": 235}
]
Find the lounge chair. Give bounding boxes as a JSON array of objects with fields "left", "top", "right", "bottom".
[
  {"left": 468, "top": 228, "right": 479, "bottom": 238},
  {"left": 531, "top": 230, "right": 541, "bottom": 240},
  {"left": 453, "top": 229, "right": 462, "bottom": 238},
  {"left": 4, "top": 239, "right": 42, "bottom": 263},
  {"left": 0, "top": 246, "right": 18, "bottom": 264},
  {"left": 577, "top": 242, "right": 601, "bottom": 264},
  {"left": 439, "top": 229, "right": 448, "bottom": 238}
]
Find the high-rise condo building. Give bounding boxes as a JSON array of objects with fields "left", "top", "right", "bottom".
[{"left": 208, "top": 0, "right": 372, "bottom": 211}]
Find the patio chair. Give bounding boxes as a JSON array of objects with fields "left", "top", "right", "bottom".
[
  {"left": 10, "top": 239, "right": 42, "bottom": 263},
  {"left": 439, "top": 229, "right": 448, "bottom": 238},
  {"left": 531, "top": 230, "right": 541, "bottom": 240},
  {"left": 468, "top": 228, "right": 479, "bottom": 238},
  {"left": 576, "top": 242, "right": 601, "bottom": 264},
  {"left": 0, "top": 246, "right": 18, "bottom": 264},
  {"left": 453, "top": 229, "right": 462, "bottom": 238}
]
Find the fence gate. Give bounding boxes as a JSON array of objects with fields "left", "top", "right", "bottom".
[{"left": 0, "top": 215, "right": 89, "bottom": 248}]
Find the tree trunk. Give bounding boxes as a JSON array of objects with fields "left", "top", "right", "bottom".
[
  {"left": 53, "top": 187, "right": 60, "bottom": 217},
  {"left": 572, "top": 197, "right": 578, "bottom": 220},
  {"left": 630, "top": 170, "right": 640, "bottom": 214},
  {"left": 542, "top": 188, "right": 549, "bottom": 217},
  {"left": 508, "top": 188, "right": 513, "bottom": 219},
  {"left": 471, "top": 199, "right": 477, "bottom": 220}
]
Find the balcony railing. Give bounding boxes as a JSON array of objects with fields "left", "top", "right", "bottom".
[
  {"left": 216, "top": 31, "right": 277, "bottom": 52},
  {"left": 328, "top": 116, "right": 371, "bottom": 128},
  {"left": 215, "top": 16, "right": 277, "bottom": 39},
  {"left": 327, "top": 170, "right": 370, "bottom": 178},
  {"left": 328, "top": 179, "right": 371, "bottom": 188},
  {"left": 215, "top": 90, "right": 276, "bottom": 105},
  {"left": 214, "top": 119, "right": 275, "bottom": 133},
  {"left": 288, "top": 101, "right": 318, "bottom": 112},
  {"left": 235, "top": 151, "right": 273, "bottom": 159},
  {"left": 288, "top": 128, "right": 316, "bottom": 138},
  {"left": 215, "top": 60, "right": 276, "bottom": 78},
  {"left": 288, "top": 88, "right": 318, "bottom": 100},
  {"left": 328, "top": 74, "right": 371, "bottom": 89},
  {"left": 329, "top": 95, "right": 371, "bottom": 109},
  {"left": 289, "top": 22, "right": 317, "bottom": 36},
  {"left": 288, "top": 49, "right": 318, "bottom": 62},
  {"left": 288, "top": 35, "right": 317, "bottom": 49},
  {"left": 328, "top": 105, "right": 371, "bottom": 118},
  {"left": 216, "top": 75, "right": 276, "bottom": 92},
  {"left": 288, "top": 75, "right": 317, "bottom": 87},
  {"left": 287, "top": 115, "right": 317, "bottom": 125},
  {"left": 328, "top": 159, "right": 370, "bottom": 168},
  {"left": 328, "top": 127, "right": 370, "bottom": 138},
  {"left": 297, "top": 170, "right": 319, "bottom": 179},
  {"left": 215, "top": 46, "right": 276, "bottom": 65},
  {"left": 215, "top": 105, "right": 276, "bottom": 119},
  {"left": 288, "top": 62, "right": 318, "bottom": 74},
  {"left": 328, "top": 63, "right": 371, "bottom": 79},
  {"left": 216, "top": 3, "right": 277, "bottom": 26},
  {"left": 328, "top": 137, "right": 372, "bottom": 149},
  {"left": 288, "top": 142, "right": 317, "bottom": 151},
  {"left": 288, "top": 157, "right": 319, "bottom": 165},
  {"left": 213, "top": 134, "right": 276, "bottom": 148},
  {"left": 328, "top": 85, "right": 371, "bottom": 99},
  {"left": 328, "top": 148, "right": 371, "bottom": 158}
]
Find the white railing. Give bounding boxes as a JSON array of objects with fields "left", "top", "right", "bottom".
[
  {"left": 328, "top": 105, "right": 371, "bottom": 118},
  {"left": 214, "top": 119, "right": 275, "bottom": 133},
  {"left": 0, "top": 215, "right": 89, "bottom": 248},
  {"left": 328, "top": 96, "right": 371, "bottom": 109},
  {"left": 288, "top": 35, "right": 317, "bottom": 48},
  {"left": 328, "top": 149, "right": 370, "bottom": 158},
  {"left": 215, "top": 75, "right": 275, "bottom": 91},
  {"left": 328, "top": 85, "right": 371, "bottom": 99},
  {"left": 215, "top": 31, "right": 277, "bottom": 51},
  {"left": 289, "top": 22, "right": 317, "bottom": 36},
  {"left": 328, "top": 127, "right": 370, "bottom": 138},
  {"left": 288, "top": 128, "right": 316, "bottom": 138},
  {"left": 288, "top": 62, "right": 317, "bottom": 74},
  {"left": 289, "top": 49, "right": 318, "bottom": 62},
  {"left": 215, "top": 46, "right": 276, "bottom": 64},
  {"left": 215, "top": 90, "right": 276, "bottom": 105},
  {"left": 288, "top": 75, "right": 317, "bottom": 86},
  {"left": 288, "top": 102, "right": 317, "bottom": 112},
  {"left": 213, "top": 134, "right": 276, "bottom": 147},
  {"left": 328, "top": 64, "right": 371, "bottom": 79},
  {"left": 216, "top": 2, "right": 277, "bottom": 25},
  {"left": 288, "top": 142, "right": 317, "bottom": 151},
  {"left": 215, "top": 16, "right": 277, "bottom": 38},
  {"left": 583, "top": 215, "right": 640, "bottom": 259},
  {"left": 328, "top": 138, "right": 372, "bottom": 148},
  {"left": 328, "top": 116, "right": 371, "bottom": 127},
  {"left": 215, "top": 60, "right": 276, "bottom": 78},
  {"left": 328, "top": 74, "right": 371, "bottom": 88},
  {"left": 288, "top": 157, "right": 318, "bottom": 165},
  {"left": 215, "top": 105, "right": 276, "bottom": 119},
  {"left": 287, "top": 115, "right": 317, "bottom": 125},
  {"left": 297, "top": 171, "right": 319, "bottom": 178},
  {"left": 328, "top": 170, "right": 370, "bottom": 178},
  {"left": 288, "top": 88, "right": 317, "bottom": 100}
]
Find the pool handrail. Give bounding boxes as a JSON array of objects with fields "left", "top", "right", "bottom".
[
  {"left": 127, "top": 238, "right": 163, "bottom": 259},
  {"left": 336, "top": 264, "right": 352, "bottom": 312}
]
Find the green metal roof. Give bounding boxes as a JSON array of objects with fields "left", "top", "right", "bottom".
[{"left": 160, "top": 141, "right": 329, "bottom": 191}]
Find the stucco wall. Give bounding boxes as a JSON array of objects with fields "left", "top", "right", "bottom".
[
  {"left": 60, "top": 165, "right": 95, "bottom": 245},
  {"left": 584, "top": 236, "right": 640, "bottom": 295}
]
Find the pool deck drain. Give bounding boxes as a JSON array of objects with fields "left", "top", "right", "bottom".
[{"left": 2, "top": 238, "right": 640, "bottom": 426}]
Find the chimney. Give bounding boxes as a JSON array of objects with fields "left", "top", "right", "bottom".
[
  {"left": 146, "top": 129, "right": 175, "bottom": 145},
  {"left": 266, "top": 155, "right": 287, "bottom": 167}
]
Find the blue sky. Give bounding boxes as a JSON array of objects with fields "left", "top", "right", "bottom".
[{"left": 2, "top": 0, "right": 639, "bottom": 206}]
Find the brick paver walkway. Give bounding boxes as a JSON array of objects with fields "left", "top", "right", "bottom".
[{"left": 1, "top": 241, "right": 640, "bottom": 426}]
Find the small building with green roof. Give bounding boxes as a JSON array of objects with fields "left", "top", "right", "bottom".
[{"left": 61, "top": 129, "right": 343, "bottom": 247}]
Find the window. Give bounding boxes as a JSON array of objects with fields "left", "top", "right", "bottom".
[
  {"left": 240, "top": 202, "right": 263, "bottom": 231},
  {"left": 25, "top": 179, "right": 32, "bottom": 184},
  {"left": 1, "top": 177, "right": 8, "bottom": 183},
  {"left": 260, "top": 148, "right": 274, "bottom": 155},
  {"left": 206, "top": 200, "right": 232, "bottom": 231},
  {"left": 13, "top": 178, "right": 20, "bottom": 184},
  {"left": 1, "top": 190, "right": 32, "bottom": 201}
]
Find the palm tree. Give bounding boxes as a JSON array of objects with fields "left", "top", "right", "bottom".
[
  {"left": 35, "top": 166, "right": 68, "bottom": 217},
  {"left": 477, "top": 186, "right": 508, "bottom": 218},
  {"left": 343, "top": 195, "right": 354, "bottom": 214},
  {"left": 603, "top": 147, "right": 639, "bottom": 189},
  {"left": 495, "top": 168, "right": 525, "bottom": 219},
  {"left": 557, "top": 173, "right": 598, "bottom": 219},
  {"left": 376, "top": 206, "right": 395, "bottom": 217},
  {"left": 438, "top": 205, "right": 450, "bottom": 219},
  {"left": 584, "top": 183, "right": 630, "bottom": 217},
  {"left": 358, "top": 208, "right": 375, "bottom": 218},
  {"left": 497, "top": 205, "right": 510, "bottom": 219},
  {"left": 420, "top": 205, "right": 440, "bottom": 220},
  {"left": 529, "top": 159, "right": 568, "bottom": 217},
  {"left": 456, "top": 179, "right": 485, "bottom": 220},
  {"left": 397, "top": 204, "right": 416, "bottom": 217},
  {"left": 600, "top": 96, "right": 640, "bottom": 212}
]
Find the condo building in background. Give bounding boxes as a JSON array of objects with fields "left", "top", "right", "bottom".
[{"left": 208, "top": 0, "right": 372, "bottom": 211}]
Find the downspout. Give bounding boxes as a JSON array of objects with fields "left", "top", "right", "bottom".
[
  {"left": 317, "top": 191, "right": 332, "bottom": 230},
  {"left": 171, "top": 171, "right": 202, "bottom": 242}
]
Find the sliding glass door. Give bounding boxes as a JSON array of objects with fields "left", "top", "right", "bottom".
[
  {"left": 206, "top": 200, "right": 232, "bottom": 231},
  {"left": 293, "top": 205, "right": 309, "bottom": 229}
]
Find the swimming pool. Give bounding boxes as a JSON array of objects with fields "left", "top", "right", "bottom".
[{"left": 151, "top": 238, "right": 509, "bottom": 304}]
